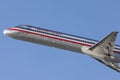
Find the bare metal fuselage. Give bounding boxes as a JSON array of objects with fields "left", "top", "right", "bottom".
[{"left": 7, "top": 30, "right": 84, "bottom": 53}]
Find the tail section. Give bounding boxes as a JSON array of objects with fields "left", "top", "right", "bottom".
[
  {"left": 89, "top": 31, "right": 118, "bottom": 57},
  {"left": 88, "top": 32, "right": 120, "bottom": 72}
]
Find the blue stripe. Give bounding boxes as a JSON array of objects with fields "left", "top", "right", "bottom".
[{"left": 17, "top": 26, "right": 96, "bottom": 44}]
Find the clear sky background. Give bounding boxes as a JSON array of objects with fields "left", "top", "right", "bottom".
[{"left": 1, "top": 0, "right": 120, "bottom": 80}]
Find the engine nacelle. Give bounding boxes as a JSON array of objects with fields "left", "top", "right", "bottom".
[
  {"left": 81, "top": 46, "right": 105, "bottom": 60},
  {"left": 81, "top": 46, "right": 92, "bottom": 55}
]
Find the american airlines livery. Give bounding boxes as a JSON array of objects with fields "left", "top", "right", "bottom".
[{"left": 3, "top": 25, "right": 120, "bottom": 72}]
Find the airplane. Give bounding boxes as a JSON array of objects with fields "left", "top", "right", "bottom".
[{"left": 3, "top": 25, "right": 120, "bottom": 72}]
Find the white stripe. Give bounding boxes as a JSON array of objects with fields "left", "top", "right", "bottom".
[{"left": 15, "top": 27, "right": 93, "bottom": 45}]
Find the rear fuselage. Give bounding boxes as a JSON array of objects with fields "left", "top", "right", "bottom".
[{"left": 4, "top": 25, "right": 120, "bottom": 55}]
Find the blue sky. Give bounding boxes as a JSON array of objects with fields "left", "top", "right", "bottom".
[{"left": 1, "top": 0, "right": 120, "bottom": 80}]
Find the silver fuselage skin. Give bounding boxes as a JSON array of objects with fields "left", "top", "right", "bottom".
[
  {"left": 3, "top": 25, "right": 120, "bottom": 62},
  {"left": 4, "top": 29, "right": 84, "bottom": 53}
]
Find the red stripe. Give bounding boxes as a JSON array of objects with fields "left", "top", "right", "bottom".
[
  {"left": 8, "top": 28, "right": 120, "bottom": 53},
  {"left": 8, "top": 28, "right": 92, "bottom": 46}
]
